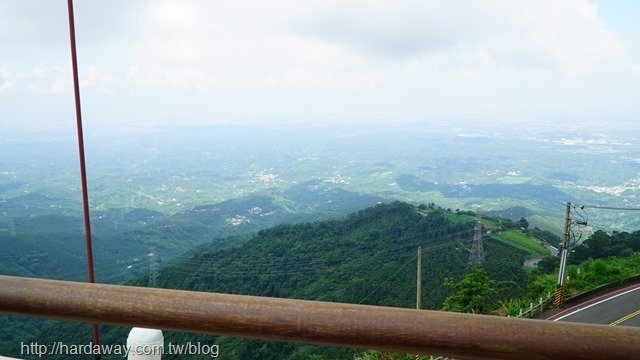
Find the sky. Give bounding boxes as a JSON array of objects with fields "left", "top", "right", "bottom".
[{"left": 0, "top": 0, "right": 639, "bottom": 131}]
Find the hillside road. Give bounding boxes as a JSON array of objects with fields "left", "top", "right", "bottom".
[{"left": 548, "top": 283, "right": 640, "bottom": 327}]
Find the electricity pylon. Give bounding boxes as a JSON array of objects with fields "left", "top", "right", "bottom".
[{"left": 468, "top": 211, "right": 485, "bottom": 267}]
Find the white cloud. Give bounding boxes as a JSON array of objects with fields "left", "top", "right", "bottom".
[
  {"left": 0, "top": 63, "right": 124, "bottom": 95},
  {"left": 84, "top": 66, "right": 117, "bottom": 94},
  {"left": 125, "top": 64, "right": 212, "bottom": 91},
  {"left": 110, "top": 0, "right": 631, "bottom": 94},
  {"left": 0, "top": 63, "right": 70, "bottom": 94},
  {"left": 0, "top": 64, "right": 19, "bottom": 92},
  {"left": 0, "top": 0, "right": 638, "bottom": 126},
  {"left": 1, "top": 0, "right": 630, "bottom": 90},
  {"left": 291, "top": 0, "right": 625, "bottom": 72},
  {"left": 510, "top": 0, "right": 624, "bottom": 75}
]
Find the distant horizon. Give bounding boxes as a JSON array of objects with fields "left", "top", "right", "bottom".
[{"left": 3, "top": 115, "right": 640, "bottom": 135}]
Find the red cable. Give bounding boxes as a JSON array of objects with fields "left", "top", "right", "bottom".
[{"left": 66, "top": 0, "right": 101, "bottom": 350}]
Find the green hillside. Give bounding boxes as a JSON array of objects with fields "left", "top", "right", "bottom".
[
  {"left": 490, "top": 229, "right": 548, "bottom": 256},
  {"left": 0, "top": 202, "right": 534, "bottom": 359},
  {"left": 0, "top": 180, "right": 383, "bottom": 283},
  {"left": 443, "top": 212, "right": 548, "bottom": 257},
  {"left": 102, "top": 202, "right": 528, "bottom": 360}
]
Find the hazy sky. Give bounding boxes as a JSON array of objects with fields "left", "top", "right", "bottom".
[{"left": 1, "top": 0, "right": 639, "bottom": 130}]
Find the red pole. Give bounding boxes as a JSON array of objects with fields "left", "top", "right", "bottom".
[{"left": 66, "top": 0, "right": 100, "bottom": 349}]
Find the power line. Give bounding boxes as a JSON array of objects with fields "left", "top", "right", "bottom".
[
  {"left": 22, "top": 215, "right": 478, "bottom": 286},
  {"left": 159, "top": 233, "right": 471, "bottom": 279},
  {"left": 358, "top": 253, "right": 418, "bottom": 305},
  {"left": 149, "top": 232, "right": 470, "bottom": 286},
  {"left": 109, "top": 223, "right": 477, "bottom": 279},
  {"left": 32, "top": 218, "right": 477, "bottom": 284},
  {"left": 169, "top": 225, "right": 473, "bottom": 266},
  {"left": 576, "top": 205, "right": 640, "bottom": 211}
]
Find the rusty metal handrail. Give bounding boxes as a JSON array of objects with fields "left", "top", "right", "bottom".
[{"left": 1, "top": 275, "right": 639, "bottom": 359}]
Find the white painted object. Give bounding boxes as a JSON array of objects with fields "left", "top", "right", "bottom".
[{"left": 127, "top": 327, "right": 163, "bottom": 360}]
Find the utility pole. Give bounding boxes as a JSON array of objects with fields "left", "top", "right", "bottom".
[
  {"left": 554, "top": 202, "right": 572, "bottom": 308},
  {"left": 416, "top": 245, "right": 422, "bottom": 310}
]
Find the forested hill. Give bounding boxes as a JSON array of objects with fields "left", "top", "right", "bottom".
[
  {"left": 154, "top": 202, "right": 480, "bottom": 305},
  {"left": 100, "top": 202, "right": 529, "bottom": 360},
  {"left": 0, "top": 180, "right": 383, "bottom": 283}
]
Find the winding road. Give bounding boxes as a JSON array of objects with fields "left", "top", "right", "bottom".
[{"left": 548, "top": 283, "right": 640, "bottom": 327}]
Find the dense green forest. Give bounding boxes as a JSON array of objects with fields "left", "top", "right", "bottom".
[
  {"left": 7, "top": 201, "right": 638, "bottom": 359},
  {"left": 0, "top": 202, "right": 533, "bottom": 359},
  {"left": 118, "top": 203, "right": 529, "bottom": 359},
  {"left": 533, "top": 230, "right": 640, "bottom": 298},
  {"left": 4, "top": 200, "right": 638, "bottom": 359},
  {"left": 0, "top": 180, "right": 382, "bottom": 283},
  {"left": 0, "top": 181, "right": 382, "bottom": 358},
  {"left": 571, "top": 230, "right": 640, "bottom": 263},
  {"left": 117, "top": 211, "right": 640, "bottom": 360}
]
